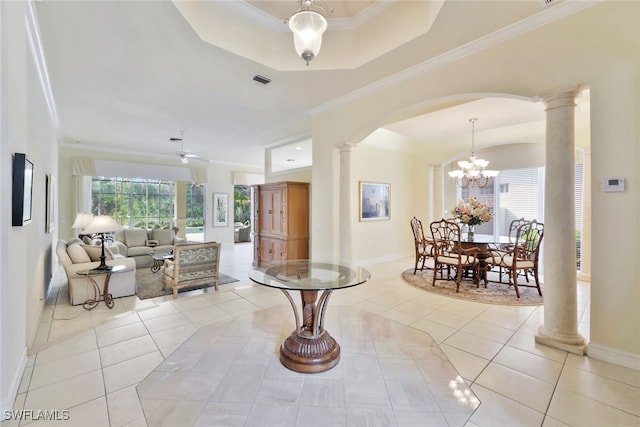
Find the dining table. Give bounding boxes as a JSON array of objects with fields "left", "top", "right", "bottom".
[{"left": 458, "top": 235, "right": 510, "bottom": 285}]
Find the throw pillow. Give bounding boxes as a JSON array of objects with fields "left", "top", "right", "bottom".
[
  {"left": 67, "top": 244, "right": 91, "bottom": 264},
  {"left": 153, "top": 229, "right": 174, "bottom": 246},
  {"left": 81, "top": 244, "right": 114, "bottom": 262},
  {"left": 145, "top": 240, "right": 159, "bottom": 247},
  {"left": 124, "top": 229, "right": 147, "bottom": 248}
]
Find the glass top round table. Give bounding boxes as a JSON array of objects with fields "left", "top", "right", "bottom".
[
  {"left": 250, "top": 260, "right": 371, "bottom": 373},
  {"left": 249, "top": 260, "right": 370, "bottom": 291}
]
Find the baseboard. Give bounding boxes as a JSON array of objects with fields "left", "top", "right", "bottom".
[
  {"left": 357, "top": 251, "right": 412, "bottom": 266},
  {"left": 1, "top": 348, "right": 28, "bottom": 415},
  {"left": 588, "top": 342, "right": 640, "bottom": 371}
]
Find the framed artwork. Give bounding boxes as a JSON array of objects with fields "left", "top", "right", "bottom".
[
  {"left": 12, "top": 153, "right": 34, "bottom": 226},
  {"left": 359, "top": 181, "right": 390, "bottom": 221},
  {"left": 213, "top": 193, "right": 229, "bottom": 227},
  {"left": 46, "top": 174, "right": 57, "bottom": 233}
]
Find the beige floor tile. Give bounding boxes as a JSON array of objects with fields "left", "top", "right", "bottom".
[
  {"left": 149, "top": 323, "right": 197, "bottom": 350},
  {"left": 378, "top": 308, "right": 423, "bottom": 325},
  {"left": 32, "top": 397, "right": 110, "bottom": 427},
  {"left": 103, "top": 351, "right": 165, "bottom": 394},
  {"left": 216, "top": 298, "right": 262, "bottom": 316},
  {"left": 444, "top": 330, "right": 504, "bottom": 360},
  {"left": 424, "top": 308, "right": 474, "bottom": 329},
  {"left": 135, "top": 302, "right": 181, "bottom": 321},
  {"left": 99, "top": 335, "right": 159, "bottom": 367},
  {"left": 547, "top": 388, "right": 640, "bottom": 426},
  {"left": 556, "top": 365, "right": 640, "bottom": 416},
  {"left": 494, "top": 345, "right": 563, "bottom": 384},
  {"left": 23, "top": 370, "right": 105, "bottom": 412},
  {"left": 459, "top": 319, "right": 516, "bottom": 344},
  {"left": 439, "top": 344, "right": 490, "bottom": 382},
  {"left": 565, "top": 353, "right": 640, "bottom": 387},
  {"left": 34, "top": 332, "right": 97, "bottom": 364},
  {"left": 142, "top": 312, "right": 191, "bottom": 334},
  {"left": 506, "top": 328, "right": 569, "bottom": 363},
  {"left": 410, "top": 318, "right": 457, "bottom": 343},
  {"left": 468, "top": 384, "right": 545, "bottom": 427},
  {"left": 96, "top": 322, "right": 149, "bottom": 348},
  {"left": 30, "top": 349, "right": 101, "bottom": 390},
  {"left": 93, "top": 311, "right": 141, "bottom": 331},
  {"left": 542, "top": 415, "right": 572, "bottom": 426},
  {"left": 107, "top": 385, "right": 146, "bottom": 427},
  {"left": 475, "top": 362, "right": 555, "bottom": 413}
]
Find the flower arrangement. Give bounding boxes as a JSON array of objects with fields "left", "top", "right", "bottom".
[{"left": 452, "top": 197, "right": 494, "bottom": 226}]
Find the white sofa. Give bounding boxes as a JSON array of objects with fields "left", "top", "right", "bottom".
[
  {"left": 56, "top": 239, "right": 136, "bottom": 306},
  {"left": 111, "top": 228, "right": 187, "bottom": 267}
]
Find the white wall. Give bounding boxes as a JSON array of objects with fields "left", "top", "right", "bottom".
[
  {"left": 1, "top": 0, "right": 59, "bottom": 412},
  {"left": 352, "top": 130, "right": 415, "bottom": 263}
]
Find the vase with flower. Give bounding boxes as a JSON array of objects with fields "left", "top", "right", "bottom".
[{"left": 452, "top": 197, "right": 494, "bottom": 241}]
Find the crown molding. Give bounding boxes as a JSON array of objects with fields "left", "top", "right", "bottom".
[
  {"left": 309, "top": 0, "right": 601, "bottom": 115},
  {"left": 26, "top": 1, "right": 59, "bottom": 132}
]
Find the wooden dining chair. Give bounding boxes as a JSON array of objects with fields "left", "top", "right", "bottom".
[
  {"left": 410, "top": 217, "right": 434, "bottom": 274},
  {"left": 492, "top": 217, "right": 529, "bottom": 282},
  {"left": 487, "top": 220, "right": 544, "bottom": 298},
  {"left": 429, "top": 218, "right": 480, "bottom": 292}
]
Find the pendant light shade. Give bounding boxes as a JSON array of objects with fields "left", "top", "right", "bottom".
[{"left": 288, "top": 2, "right": 328, "bottom": 65}]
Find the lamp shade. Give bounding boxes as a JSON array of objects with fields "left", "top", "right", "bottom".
[
  {"left": 288, "top": 10, "right": 327, "bottom": 65},
  {"left": 72, "top": 213, "right": 94, "bottom": 230},
  {"left": 82, "top": 215, "right": 123, "bottom": 234}
]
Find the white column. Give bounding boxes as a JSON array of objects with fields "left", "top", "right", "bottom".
[
  {"left": 577, "top": 148, "right": 591, "bottom": 282},
  {"left": 535, "top": 89, "right": 586, "bottom": 355},
  {"left": 337, "top": 142, "right": 356, "bottom": 263}
]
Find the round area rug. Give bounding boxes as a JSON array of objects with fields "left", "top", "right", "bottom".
[{"left": 401, "top": 268, "right": 543, "bottom": 306}]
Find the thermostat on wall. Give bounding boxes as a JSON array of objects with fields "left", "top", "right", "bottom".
[{"left": 603, "top": 177, "right": 625, "bottom": 192}]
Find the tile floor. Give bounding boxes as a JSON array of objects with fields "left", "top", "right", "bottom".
[{"left": 4, "top": 243, "right": 640, "bottom": 426}]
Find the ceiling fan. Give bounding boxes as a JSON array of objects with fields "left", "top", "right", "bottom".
[{"left": 169, "top": 134, "right": 209, "bottom": 164}]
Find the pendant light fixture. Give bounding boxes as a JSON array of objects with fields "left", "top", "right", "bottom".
[
  {"left": 288, "top": 0, "right": 328, "bottom": 66},
  {"left": 448, "top": 118, "right": 499, "bottom": 189}
]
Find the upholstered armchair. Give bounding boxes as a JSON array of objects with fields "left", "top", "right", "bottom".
[{"left": 162, "top": 242, "right": 221, "bottom": 299}]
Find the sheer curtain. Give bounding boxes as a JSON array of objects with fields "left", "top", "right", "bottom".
[{"left": 72, "top": 158, "right": 95, "bottom": 215}]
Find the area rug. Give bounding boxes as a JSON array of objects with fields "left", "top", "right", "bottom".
[
  {"left": 401, "top": 268, "right": 543, "bottom": 306},
  {"left": 135, "top": 268, "right": 239, "bottom": 300}
]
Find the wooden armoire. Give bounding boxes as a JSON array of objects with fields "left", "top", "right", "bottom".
[{"left": 252, "top": 181, "right": 309, "bottom": 267}]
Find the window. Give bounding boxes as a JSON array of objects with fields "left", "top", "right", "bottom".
[
  {"left": 499, "top": 183, "right": 509, "bottom": 193},
  {"left": 92, "top": 177, "right": 175, "bottom": 228}
]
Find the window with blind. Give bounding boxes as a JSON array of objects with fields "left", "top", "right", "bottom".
[{"left": 458, "top": 164, "right": 583, "bottom": 265}]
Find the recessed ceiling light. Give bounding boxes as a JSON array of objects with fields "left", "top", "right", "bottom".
[
  {"left": 295, "top": 146, "right": 302, "bottom": 150},
  {"left": 252, "top": 74, "right": 271, "bottom": 85}
]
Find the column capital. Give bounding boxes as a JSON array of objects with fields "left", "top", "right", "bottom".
[
  {"left": 335, "top": 141, "right": 358, "bottom": 152},
  {"left": 543, "top": 88, "right": 580, "bottom": 111}
]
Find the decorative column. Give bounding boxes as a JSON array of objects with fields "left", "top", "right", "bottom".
[
  {"left": 535, "top": 89, "right": 586, "bottom": 355},
  {"left": 337, "top": 142, "right": 357, "bottom": 263},
  {"left": 577, "top": 148, "right": 591, "bottom": 282}
]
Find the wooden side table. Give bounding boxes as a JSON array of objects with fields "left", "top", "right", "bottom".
[{"left": 77, "top": 265, "right": 126, "bottom": 310}]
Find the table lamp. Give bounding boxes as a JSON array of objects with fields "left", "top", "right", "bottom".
[
  {"left": 72, "top": 213, "right": 94, "bottom": 238},
  {"left": 82, "top": 215, "right": 123, "bottom": 271}
]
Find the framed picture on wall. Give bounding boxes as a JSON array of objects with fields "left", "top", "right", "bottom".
[
  {"left": 46, "top": 174, "right": 57, "bottom": 233},
  {"left": 12, "top": 153, "right": 34, "bottom": 226},
  {"left": 213, "top": 193, "right": 229, "bottom": 227},
  {"left": 359, "top": 181, "right": 390, "bottom": 221}
]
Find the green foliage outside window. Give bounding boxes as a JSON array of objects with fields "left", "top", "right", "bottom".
[{"left": 234, "top": 186, "right": 251, "bottom": 224}]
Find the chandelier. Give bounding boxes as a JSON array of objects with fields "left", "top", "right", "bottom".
[
  {"left": 448, "top": 118, "right": 499, "bottom": 189},
  {"left": 288, "top": 0, "right": 328, "bottom": 65}
]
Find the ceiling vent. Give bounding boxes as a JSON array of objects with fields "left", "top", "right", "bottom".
[
  {"left": 252, "top": 74, "right": 271, "bottom": 85},
  {"left": 539, "top": 0, "right": 558, "bottom": 7}
]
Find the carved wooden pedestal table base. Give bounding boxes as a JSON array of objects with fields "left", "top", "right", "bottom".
[{"left": 250, "top": 260, "right": 370, "bottom": 373}]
